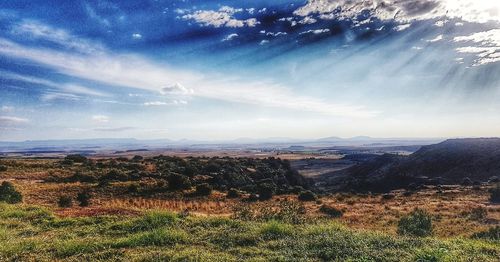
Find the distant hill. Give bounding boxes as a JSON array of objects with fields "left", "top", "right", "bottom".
[{"left": 340, "top": 138, "right": 500, "bottom": 192}]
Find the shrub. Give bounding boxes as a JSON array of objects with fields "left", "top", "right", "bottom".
[
  {"left": 298, "top": 190, "right": 317, "bottom": 201},
  {"left": 76, "top": 191, "right": 91, "bottom": 207},
  {"left": 132, "top": 155, "right": 144, "bottom": 162},
  {"left": 226, "top": 188, "right": 240, "bottom": 198},
  {"left": 381, "top": 193, "right": 395, "bottom": 200},
  {"left": 260, "top": 220, "right": 293, "bottom": 239},
  {"left": 195, "top": 183, "right": 212, "bottom": 196},
  {"left": 472, "top": 226, "right": 500, "bottom": 241},
  {"left": 291, "top": 186, "right": 304, "bottom": 194},
  {"left": 0, "top": 165, "right": 7, "bottom": 172},
  {"left": 58, "top": 196, "right": 73, "bottom": 208},
  {"left": 64, "top": 154, "right": 88, "bottom": 163},
  {"left": 489, "top": 176, "right": 499, "bottom": 183},
  {"left": 397, "top": 209, "right": 433, "bottom": 237},
  {"left": 319, "top": 204, "right": 343, "bottom": 218},
  {"left": 489, "top": 183, "right": 500, "bottom": 203},
  {"left": 167, "top": 173, "right": 191, "bottom": 190},
  {"left": 128, "top": 183, "right": 139, "bottom": 193},
  {"left": 246, "top": 194, "right": 259, "bottom": 202},
  {"left": 257, "top": 183, "right": 275, "bottom": 201},
  {"left": 0, "top": 181, "right": 22, "bottom": 204}
]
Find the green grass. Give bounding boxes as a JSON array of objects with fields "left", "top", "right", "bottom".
[{"left": 0, "top": 203, "right": 498, "bottom": 261}]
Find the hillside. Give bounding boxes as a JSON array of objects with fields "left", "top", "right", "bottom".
[{"left": 339, "top": 138, "right": 500, "bottom": 192}]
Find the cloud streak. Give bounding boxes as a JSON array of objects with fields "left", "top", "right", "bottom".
[{"left": 0, "top": 22, "right": 376, "bottom": 118}]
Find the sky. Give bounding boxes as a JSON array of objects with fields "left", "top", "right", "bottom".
[{"left": 0, "top": 0, "right": 499, "bottom": 141}]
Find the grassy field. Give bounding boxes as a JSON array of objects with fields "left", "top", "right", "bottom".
[
  {"left": 1, "top": 203, "right": 499, "bottom": 261},
  {"left": 0, "top": 157, "right": 499, "bottom": 260}
]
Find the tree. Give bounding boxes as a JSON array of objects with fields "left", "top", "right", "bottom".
[
  {"left": 58, "top": 196, "right": 73, "bottom": 208},
  {"left": 195, "top": 183, "right": 212, "bottom": 196},
  {"left": 167, "top": 173, "right": 191, "bottom": 190},
  {"left": 298, "top": 190, "right": 317, "bottom": 201},
  {"left": 258, "top": 183, "right": 275, "bottom": 201},
  {"left": 0, "top": 181, "right": 22, "bottom": 204},
  {"left": 77, "top": 191, "right": 91, "bottom": 207}
]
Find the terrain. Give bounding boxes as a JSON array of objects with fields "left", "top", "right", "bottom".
[
  {"left": 318, "top": 138, "right": 500, "bottom": 193},
  {"left": 0, "top": 138, "right": 499, "bottom": 261}
]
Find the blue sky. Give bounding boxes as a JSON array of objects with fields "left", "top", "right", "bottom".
[{"left": 0, "top": 0, "right": 499, "bottom": 141}]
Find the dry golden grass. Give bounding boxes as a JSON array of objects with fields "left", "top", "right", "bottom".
[{"left": 1, "top": 158, "right": 498, "bottom": 238}]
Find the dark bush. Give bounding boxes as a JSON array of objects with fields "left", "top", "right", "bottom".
[
  {"left": 58, "top": 196, "right": 73, "bottom": 208},
  {"left": 0, "top": 165, "right": 7, "bottom": 172},
  {"left": 489, "top": 183, "right": 500, "bottom": 203},
  {"left": 132, "top": 155, "right": 143, "bottom": 162},
  {"left": 258, "top": 183, "right": 275, "bottom": 201},
  {"left": 68, "top": 171, "right": 98, "bottom": 183},
  {"left": 298, "top": 190, "right": 317, "bottom": 201},
  {"left": 0, "top": 181, "right": 22, "bottom": 204},
  {"left": 167, "top": 173, "right": 191, "bottom": 190},
  {"left": 397, "top": 209, "right": 433, "bottom": 237},
  {"left": 489, "top": 176, "right": 499, "bottom": 183},
  {"left": 195, "top": 183, "right": 212, "bottom": 196},
  {"left": 226, "top": 188, "right": 240, "bottom": 198},
  {"left": 246, "top": 194, "right": 259, "bottom": 202},
  {"left": 64, "top": 154, "right": 88, "bottom": 163},
  {"left": 76, "top": 191, "right": 91, "bottom": 207},
  {"left": 319, "top": 204, "right": 343, "bottom": 218},
  {"left": 291, "top": 186, "right": 304, "bottom": 194},
  {"left": 101, "top": 169, "right": 129, "bottom": 182},
  {"left": 128, "top": 183, "right": 139, "bottom": 193},
  {"left": 382, "top": 193, "right": 395, "bottom": 200},
  {"left": 472, "top": 226, "right": 500, "bottom": 241}
]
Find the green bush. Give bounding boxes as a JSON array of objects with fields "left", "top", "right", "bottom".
[
  {"left": 257, "top": 183, "right": 275, "bottom": 201},
  {"left": 167, "top": 173, "right": 191, "bottom": 190},
  {"left": 0, "top": 165, "right": 7, "bottom": 172},
  {"left": 64, "top": 154, "right": 88, "bottom": 163},
  {"left": 76, "top": 191, "right": 91, "bottom": 207},
  {"left": 0, "top": 181, "right": 22, "bottom": 204},
  {"left": 195, "top": 183, "right": 212, "bottom": 196},
  {"left": 298, "top": 190, "right": 317, "bottom": 201},
  {"left": 397, "top": 209, "right": 433, "bottom": 237},
  {"left": 58, "top": 196, "right": 73, "bottom": 208},
  {"left": 319, "top": 204, "right": 343, "bottom": 218},
  {"left": 226, "top": 188, "right": 240, "bottom": 198}
]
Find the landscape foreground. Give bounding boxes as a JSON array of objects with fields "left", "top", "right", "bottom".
[{"left": 0, "top": 147, "right": 499, "bottom": 261}]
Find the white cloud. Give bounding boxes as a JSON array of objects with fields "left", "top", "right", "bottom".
[
  {"left": 0, "top": 116, "right": 29, "bottom": 125},
  {"left": 182, "top": 6, "right": 260, "bottom": 28},
  {"left": 132, "top": 33, "right": 142, "bottom": 39},
  {"left": 144, "top": 100, "right": 188, "bottom": 106},
  {"left": 160, "top": 82, "right": 194, "bottom": 95},
  {"left": 394, "top": 24, "right": 411, "bottom": 31},
  {"left": 259, "top": 40, "right": 269, "bottom": 45},
  {"left": 294, "top": 0, "right": 500, "bottom": 24},
  {"left": 92, "top": 115, "right": 110, "bottom": 123},
  {"left": 454, "top": 29, "right": 500, "bottom": 65},
  {"left": 427, "top": 34, "right": 444, "bottom": 43},
  {"left": 299, "top": 29, "right": 330, "bottom": 35},
  {"left": 222, "top": 33, "right": 238, "bottom": 41}
]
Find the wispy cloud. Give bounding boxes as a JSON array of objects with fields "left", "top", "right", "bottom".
[
  {"left": 92, "top": 115, "right": 110, "bottom": 123},
  {"left": 93, "top": 126, "right": 135, "bottom": 132},
  {"left": 0, "top": 116, "right": 29, "bottom": 125},
  {"left": 0, "top": 22, "right": 377, "bottom": 118},
  {"left": 11, "top": 20, "right": 104, "bottom": 54},
  {"left": 454, "top": 29, "right": 500, "bottom": 66}
]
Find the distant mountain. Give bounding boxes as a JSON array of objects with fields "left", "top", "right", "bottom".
[{"left": 339, "top": 138, "right": 500, "bottom": 192}]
